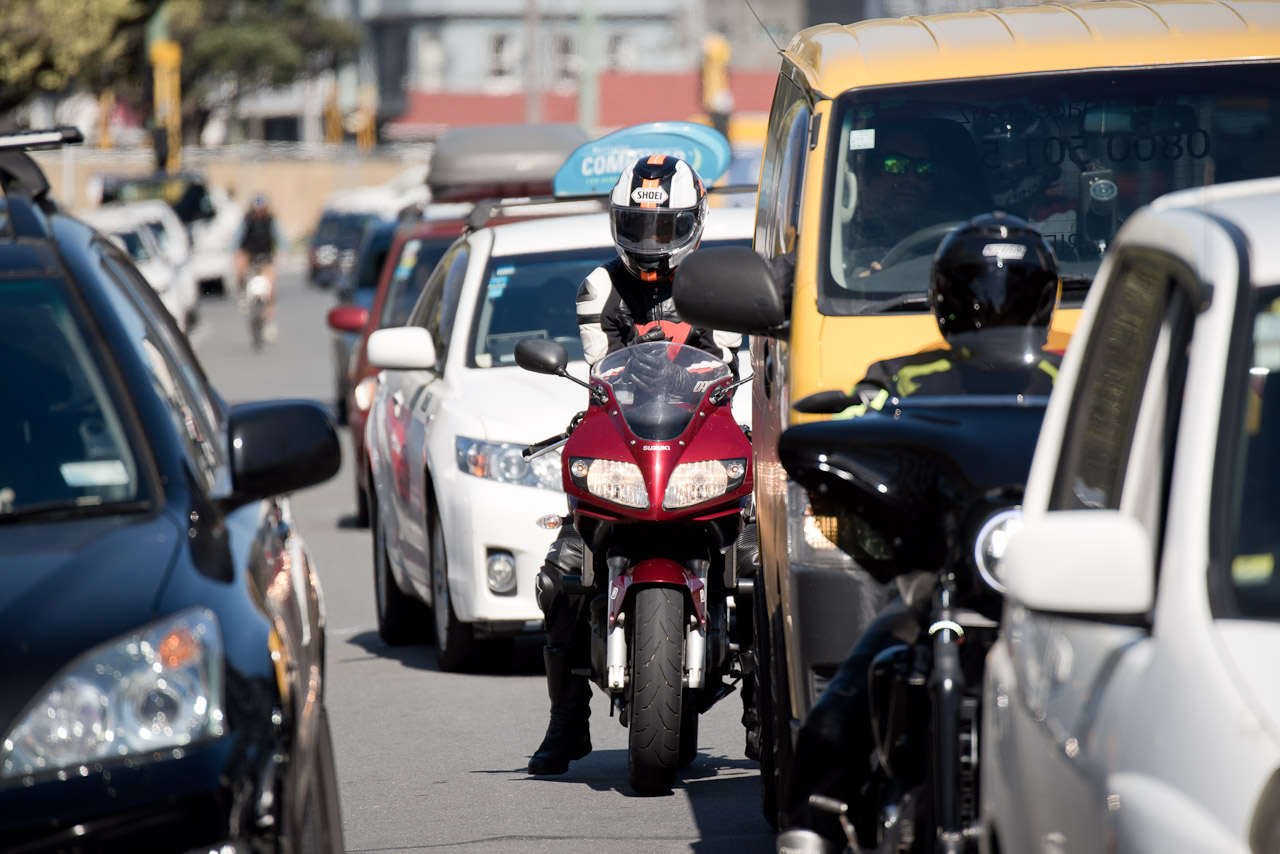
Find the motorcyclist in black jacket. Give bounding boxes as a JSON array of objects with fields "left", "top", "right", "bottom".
[
  {"left": 781, "top": 212, "right": 1063, "bottom": 850},
  {"left": 527, "top": 154, "right": 741, "bottom": 776}
]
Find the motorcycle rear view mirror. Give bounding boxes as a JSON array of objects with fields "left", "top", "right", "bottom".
[
  {"left": 514, "top": 338, "right": 609, "bottom": 405},
  {"left": 515, "top": 337, "right": 568, "bottom": 375},
  {"left": 793, "top": 389, "right": 858, "bottom": 414}
]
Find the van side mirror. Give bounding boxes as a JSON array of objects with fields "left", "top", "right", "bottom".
[{"left": 674, "top": 246, "right": 788, "bottom": 336}]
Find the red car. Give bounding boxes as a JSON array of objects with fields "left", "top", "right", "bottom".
[
  {"left": 328, "top": 198, "right": 603, "bottom": 526},
  {"left": 327, "top": 216, "right": 464, "bottom": 526}
]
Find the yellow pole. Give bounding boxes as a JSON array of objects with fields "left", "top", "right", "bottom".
[{"left": 150, "top": 39, "right": 182, "bottom": 173}]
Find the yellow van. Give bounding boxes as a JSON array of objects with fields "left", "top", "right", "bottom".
[{"left": 675, "top": 0, "right": 1280, "bottom": 828}]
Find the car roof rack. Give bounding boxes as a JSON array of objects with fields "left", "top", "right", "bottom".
[
  {"left": 462, "top": 183, "right": 758, "bottom": 233},
  {"left": 0, "top": 127, "right": 84, "bottom": 236}
]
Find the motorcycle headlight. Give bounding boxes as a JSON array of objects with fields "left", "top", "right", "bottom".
[
  {"left": 662, "top": 459, "right": 747, "bottom": 510},
  {"left": 568, "top": 457, "right": 648, "bottom": 509},
  {"left": 786, "top": 481, "right": 856, "bottom": 570},
  {"left": 974, "top": 506, "right": 1024, "bottom": 593},
  {"left": 1, "top": 607, "right": 225, "bottom": 781},
  {"left": 456, "top": 437, "right": 562, "bottom": 491}
]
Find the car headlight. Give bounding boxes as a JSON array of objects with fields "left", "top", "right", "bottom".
[
  {"left": 456, "top": 437, "right": 562, "bottom": 491},
  {"left": 974, "top": 506, "right": 1023, "bottom": 593},
  {"left": 314, "top": 244, "right": 338, "bottom": 265},
  {"left": 353, "top": 375, "right": 379, "bottom": 413},
  {"left": 663, "top": 459, "right": 747, "bottom": 510},
  {"left": 1, "top": 607, "right": 225, "bottom": 781},
  {"left": 568, "top": 457, "right": 648, "bottom": 509}
]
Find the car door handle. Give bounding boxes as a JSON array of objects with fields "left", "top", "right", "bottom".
[{"left": 392, "top": 390, "right": 405, "bottom": 408}]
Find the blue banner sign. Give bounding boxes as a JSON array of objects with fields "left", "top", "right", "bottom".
[{"left": 553, "top": 121, "right": 732, "bottom": 197}]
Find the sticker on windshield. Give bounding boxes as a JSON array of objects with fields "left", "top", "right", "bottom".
[
  {"left": 60, "top": 460, "right": 130, "bottom": 487},
  {"left": 850, "top": 129, "right": 876, "bottom": 151},
  {"left": 1254, "top": 304, "right": 1280, "bottom": 371},
  {"left": 496, "top": 266, "right": 515, "bottom": 276},
  {"left": 1232, "top": 553, "right": 1273, "bottom": 586},
  {"left": 395, "top": 240, "right": 421, "bottom": 280}
]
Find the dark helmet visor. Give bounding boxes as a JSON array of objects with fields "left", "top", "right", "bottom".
[{"left": 611, "top": 207, "right": 700, "bottom": 254}]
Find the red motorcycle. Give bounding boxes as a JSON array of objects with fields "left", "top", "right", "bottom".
[{"left": 516, "top": 338, "right": 754, "bottom": 795}]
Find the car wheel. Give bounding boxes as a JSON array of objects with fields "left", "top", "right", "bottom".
[
  {"left": 354, "top": 475, "right": 370, "bottom": 529},
  {"left": 430, "top": 509, "right": 475, "bottom": 672},
  {"left": 755, "top": 578, "right": 783, "bottom": 830},
  {"left": 373, "top": 500, "right": 426, "bottom": 644}
]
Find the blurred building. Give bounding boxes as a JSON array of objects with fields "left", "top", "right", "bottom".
[
  {"left": 234, "top": 0, "right": 1043, "bottom": 144},
  {"left": 342, "top": 0, "right": 790, "bottom": 141}
]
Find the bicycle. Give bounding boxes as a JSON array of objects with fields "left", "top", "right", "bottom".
[{"left": 245, "top": 265, "right": 272, "bottom": 351}]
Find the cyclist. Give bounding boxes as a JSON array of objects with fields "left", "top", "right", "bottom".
[{"left": 233, "top": 194, "right": 285, "bottom": 342}]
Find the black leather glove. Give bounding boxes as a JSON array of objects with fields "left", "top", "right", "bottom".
[{"left": 630, "top": 347, "right": 693, "bottom": 396}]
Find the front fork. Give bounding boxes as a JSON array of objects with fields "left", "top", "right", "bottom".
[
  {"left": 930, "top": 575, "right": 972, "bottom": 854},
  {"left": 604, "top": 555, "right": 709, "bottom": 691}
]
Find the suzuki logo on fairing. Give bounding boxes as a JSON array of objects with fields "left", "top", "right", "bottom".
[{"left": 642, "top": 445, "right": 671, "bottom": 451}]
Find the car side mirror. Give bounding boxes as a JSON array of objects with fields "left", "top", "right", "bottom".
[
  {"left": 1003, "top": 511, "right": 1154, "bottom": 618},
  {"left": 327, "top": 305, "right": 369, "bottom": 334},
  {"left": 674, "top": 245, "right": 788, "bottom": 336},
  {"left": 223, "top": 400, "right": 341, "bottom": 510},
  {"left": 515, "top": 338, "right": 569, "bottom": 375},
  {"left": 366, "top": 327, "right": 438, "bottom": 371}
]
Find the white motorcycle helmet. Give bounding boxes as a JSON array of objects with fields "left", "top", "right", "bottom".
[{"left": 609, "top": 155, "right": 708, "bottom": 280}]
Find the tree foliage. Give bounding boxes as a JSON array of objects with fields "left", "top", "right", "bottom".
[
  {"left": 0, "top": 0, "right": 162, "bottom": 114},
  {"left": 169, "top": 0, "right": 363, "bottom": 111},
  {"left": 0, "top": 0, "right": 363, "bottom": 123}
]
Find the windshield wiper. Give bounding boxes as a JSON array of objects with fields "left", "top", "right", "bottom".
[
  {"left": 869, "top": 294, "right": 930, "bottom": 313},
  {"left": 0, "top": 499, "right": 150, "bottom": 525},
  {"left": 1059, "top": 274, "right": 1094, "bottom": 301}
]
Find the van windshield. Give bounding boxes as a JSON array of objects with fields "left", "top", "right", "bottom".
[{"left": 822, "top": 63, "right": 1280, "bottom": 316}]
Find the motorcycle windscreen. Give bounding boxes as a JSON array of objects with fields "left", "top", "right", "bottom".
[{"left": 592, "top": 341, "right": 731, "bottom": 440}]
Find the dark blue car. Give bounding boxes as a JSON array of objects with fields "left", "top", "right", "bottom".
[{"left": 0, "top": 131, "right": 344, "bottom": 852}]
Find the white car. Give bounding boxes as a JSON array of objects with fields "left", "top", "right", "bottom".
[
  {"left": 981, "top": 176, "right": 1280, "bottom": 853},
  {"left": 79, "top": 203, "right": 199, "bottom": 332},
  {"left": 363, "top": 206, "right": 754, "bottom": 671}
]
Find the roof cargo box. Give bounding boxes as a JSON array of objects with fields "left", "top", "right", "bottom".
[{"left": 427, "top": 123, "right": 589, "bottom": 202}]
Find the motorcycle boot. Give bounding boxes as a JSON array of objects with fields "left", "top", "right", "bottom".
[{"left": 528, "top": 646, "right": 592, "bottom": 775}]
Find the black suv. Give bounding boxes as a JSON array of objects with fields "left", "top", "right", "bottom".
[{"left": 0, "top": 129, "right": 345, "bottom": 852}]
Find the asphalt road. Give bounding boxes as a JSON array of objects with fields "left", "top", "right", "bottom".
[{"left": 188, "top": 255, "right": 778, "bottom": 854}]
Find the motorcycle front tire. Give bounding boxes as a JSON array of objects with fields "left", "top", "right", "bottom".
[{"left": 628, "top": 586, "right": 684, "bottom": 795}]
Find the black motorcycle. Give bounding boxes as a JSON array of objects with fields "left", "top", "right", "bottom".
[{"left": 773, "top": 392, "right": 1047, "bottom": 854}]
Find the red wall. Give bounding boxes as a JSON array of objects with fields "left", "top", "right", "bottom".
[{"left": 386, "top": 70, "right": 779, "bottom": 137}]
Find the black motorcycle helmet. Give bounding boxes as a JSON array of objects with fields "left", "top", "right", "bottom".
[{"left": 929, "top": 212, "right": 1058, "bottom": 340}]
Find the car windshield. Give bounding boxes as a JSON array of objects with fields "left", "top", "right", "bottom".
[
  {"left": 355, "top": 224, "right": 396, "bottom": 291},
  {"left": 380, "top": 236, "right": 454, "bottom": 327},
  {"left": 1227, "top": 287, "right": 1280, "bottom": 619},
  {"left": 103, "top": 177, "right": 214, "bottom": 224},
  {"left": 592, "top": 342, "right": 732, "bottom": 441},
  {"left": 469, "top": 247, "right": 614, "bottom": 368},
  {"left": 314, "top": 214, "right": 372, "bottom": 248},
  {"left": 113, "top": 230, "right": 151, "bottom": 263},
  {"left": 823, "top": 63, "right": 1280, "bottom": 315},
  {"left": 0, "top": 279, "right": 145, "bottom": 520}
]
